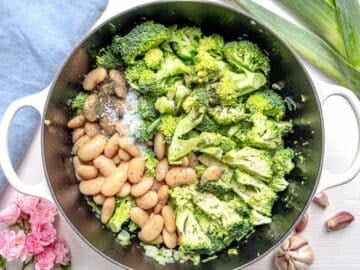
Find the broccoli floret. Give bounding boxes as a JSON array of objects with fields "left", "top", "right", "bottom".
[
  {"left": 158, "top": 115, "right": 178, "bottom": 143},
  {"left": 223, "top": 40, "right": 270, "bottom": 75},
  {"left": 135, "top": 118, "right": 161, "bottom": 142},
  {"left": 172, "top": 109, "right": 204, "bottom": 139},
  {"left": 232, "top": 170, "right": 277, "bottom": 216},
  {"left": 223, "top": 147, "right": 273, "bottom": 179},
  {"left": 144, "top": 148, "right": 159, "bottom": 177},
  {"left": 208, "top": 105, "right": 247, "bottom": 125},
  {"left": 168, "top": 131, "right": 235, "bottom": 163},
  {"left": 272, "top": 148, "right": 295, "bottom": 177},
  {"left": 192, "top": 191, "right": 252, "bottom": 242},
  {"left": 71, "top": 92, "right": 90, "bottom": 115},
  {"left": 216, "top": 71, "right": 267, "bottom": 106},
  {"left": 170, "top": 26, "right": 202, "bottom": 60},
  {"left": 198, "top": 34, "right": 224, "bottom": 59},
  {"left": 112, "top": 21, "right": 171, "bottom": 64},
  {"left": 144, "top": 48, "right": 164, "bottom": 70},
  {"left": 170, "top": 186, "right": 213, "bottom": 254},
  {"left": 250, "top": 210, "right": 272, "bottom": 226},
  {"left": 96, "top": 47, "right": 122, "bottom": 69},
  {"left": 155, "top": 96, "right": 176, "bottom": 115},
  {"left": 196, "top": 115, "right": 226, "bottom": 134},
  {"left": 182, "top": 88, "right": 216, "bottom": 113},
  {"left": 268, "top": 176, "right": 289, "bottom": 192},
  {"left": 189, "top": 51, "right": 223, "bottom": 84},
  {"left": 246, "top": 90, "right": 286, "bottom": 120},
  {"left": 106, "top": 197, "right": 134, "bottom": 233},
  {"left": 125, "top": 60, "right": 148, "bottom": 90},
  {"left": 137, "top": 55, "right": 189, "bottom": 98},
  {"left": 198, "top": 167, "right": 234, "bottom": 201},
  {"left": 242, "top": 113, "right": 292, "bottom": 150},
  {"left": 136, "top": 98, "right": 159, "bottom": 121}
]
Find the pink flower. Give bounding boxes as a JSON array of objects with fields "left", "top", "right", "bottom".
[
  {"left": 0, "top": 203, "right": 21, "bottom": 225},
  {"left": 29, "top": 199, "right": 57, "bottom": 225},
  {"left": 51, "top": 239, "right": 70, "bottom": 265},
  {"left": 0, "top": 230, "right": 27, "bottom": 261},
  {"left": 31, "top": 222, "right": 57, "bottom": 247},
  {"left": 25, "top": 233, "right": 44, "bottom": 255},
  {"left": 17, "top": 195, "right": 39, "bottom": 215},
  {"left": 35, "top": 247, "right": 56, "bottom": 270}
]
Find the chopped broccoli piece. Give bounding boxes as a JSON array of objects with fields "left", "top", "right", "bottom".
[
  {"left": 158, "top": 115, "right": 178, "bottom": 143},
  {"left": 223, "top": 40, "right": 270, "bottom": 75},
  {"left": 71, "top": 92, "right": 89, "bottom": 115},
  {"left": 195, "top": 115, "right": 227, "bottom": 135},
  {"left": 85, "top": 197, "right": 101, "bottom": 217},
  {"left": 155, "top": 96, "right": 176, "bottom": 114},
  {"left": 216, "top": 71, "right": 267, "bottom": 106},
  {"left": 268, "top": 176, "right": 289, "bottom": 192},
  {"left": 198, "top": 34, "right": 224, "bottom": 59},
  {"left": 189, "top": 51, "right": 223, "bottom": 84},
  {"left": 124, "top": 60, "right": 148, "bottom": 90},
  {"left": 232, "top": 170, "right": 277, "bottom": 216},
  {"left": 170, "top": 26, "right": 202, "bottom": 60},
  {"left": 136, "top": 98, "right": 159, "bottom": 121},
  {"left": 116, "top": 230, "right": 131, "bottom": 246},
  {"left": 144, "top": 48, "right": 164, "bottom": 70},
  {"left": 246, "top": 90, "right": 286, "bottom": 120},
  {"left": 95, "top": 47, "right": 122, "bottom": 69},
  {"left": 208, "top": 105, "right": 247, "bottom": 125},
  {"left": 223, "top": 147, "right": 273, "bottom": 179},
  {"left": 112, "top": 21, "right": 171, "bottom": 64},
  {"left": 182, "top": 87, "right": 216, "bottom": 113},
  {"left": 228, "top": 248, "right": 239, "bottom": 256},
  {"left": 272, "top": 148, "right": 295, "bottom": 177},
  {"left": 135, "top": 118, "right": 161, "bottom": 142},
  {"left": 137, "top": 55, "right": 189, "bottom": 98},
  {"left": 106, "top": 197, "right": 134, "bottom": 233},
  {"left": 242, "top": 113, "right": 292, "bottom": 150},
  {"left": 144, "top": 148, "right": 159, "bottom": 177}
]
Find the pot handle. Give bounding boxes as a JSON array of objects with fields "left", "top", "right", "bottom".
[
  {"left": 315, "top": 81, "right": 360, "bottom": 193},
  {"left": 0, "top": 88, "right": 53, "bottom": 201}
]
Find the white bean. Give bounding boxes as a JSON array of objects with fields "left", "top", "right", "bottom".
[
  {"left": 101, "top": 196, "right": 115, "bottom": 224},
  {"left": 93, "top": 155, "right": 116, "bottom": 177},
  {"left": 128, "top": 157, "right": 145, "bottom": 184},
  {"left": 78, "top": 135, "right": 107, "bottom": 161},
  {"left": 154, "top": 133, "right": 165, "bottom": 160}
]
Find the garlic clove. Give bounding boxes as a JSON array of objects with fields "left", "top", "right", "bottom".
[
  {"left": 295, "top": 213, "right": 309, "bottom": 233},
  {"left": 313, "top": 191, "right": 329, "bottom": 208},
  {"left": 326, "top": 211, "right": 354, "bottom": 231},
  {"left": 289, "top": 234, "right": 308, "bottom": 250}
]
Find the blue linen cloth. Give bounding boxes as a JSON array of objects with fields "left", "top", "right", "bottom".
[{"left": 0, "top": 0, "right": 108, "bottom": 194}]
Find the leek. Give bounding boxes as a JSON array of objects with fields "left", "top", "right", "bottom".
[
  {"left": 277, "top": 0, "right": 346, "bottom": 57},
  {"left": 231, "top": 0, "right": 360, "bottom": 93},
  {"left": 335, "top": 0, "right": 360, "bottom": 69}
]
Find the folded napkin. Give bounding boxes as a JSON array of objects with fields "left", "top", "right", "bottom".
[{"left": 0, "top": 0, "right": 108, "bottom": 194}]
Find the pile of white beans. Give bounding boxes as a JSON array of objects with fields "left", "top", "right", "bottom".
[{"left": 68, "top": 67, "right": 225, "bottom": 248}]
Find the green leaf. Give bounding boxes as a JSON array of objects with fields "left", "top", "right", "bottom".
[
  {"left": 277, "top": 0, "right": 346, "bottom": 57},
  {"left": 335, "top": 0, "right": 360, "bottom": 69},
  {"left": 231, "top": 0, "right": 360, "bottom": 93},
  {"left": 0, "top": 255, "right": 6, "bottom": 267}
]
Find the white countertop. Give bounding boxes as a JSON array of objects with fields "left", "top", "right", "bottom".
[{"left": 1, "top": 0, "right": 359, "bottom": 269}]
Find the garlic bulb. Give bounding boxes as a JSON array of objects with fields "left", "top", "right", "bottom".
[{"left": 275, "top": 234, "right": 315, "bottom": 270}]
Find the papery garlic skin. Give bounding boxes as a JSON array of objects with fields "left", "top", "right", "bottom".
[{"left": 275, "top": 234, "right": 315, "bottom": 270}]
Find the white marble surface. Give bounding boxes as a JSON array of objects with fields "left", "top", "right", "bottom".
[{"left": 1, "top": 0, "right": 360, "bottom": 269}]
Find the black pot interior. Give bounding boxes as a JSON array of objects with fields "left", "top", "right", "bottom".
[{"left": 43, "top": 1, "right": 323, "bottom": 269}]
